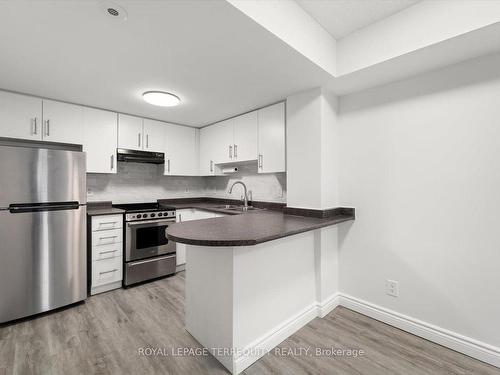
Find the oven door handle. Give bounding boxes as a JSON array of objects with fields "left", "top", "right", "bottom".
[{"left": 127, "top": 218, "right": 175, "bottom": 226}]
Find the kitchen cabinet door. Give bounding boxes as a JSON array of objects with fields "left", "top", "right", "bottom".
[
  {"left": 211, "top": 118, "right": 234, "bottom": 164},
  {"left": 233, "top": 110, "right": 258, "bottom": 162},
  {"left": 83, "top": 108, "right": 118, "bottom": 174},
  {"left": 199, "top": 125, "right": 217, "bottom": 175},
  {"left": 143, "top": 119, "right": 165, "bottom": 153},
  {"left": 118, "top": 114, "right": 143, "bottom": 151},
  {"left": 42, "top": 100, "right": 83, "bottom": 144},
  {"left": 0, "top": 91, "right": 42, "bottom": 141},
  {"left": 258, "top": 102, "right": 286, "bottom": 173},
  {"left": 164, "top": 123, "right": 198, "bottom": 176}
]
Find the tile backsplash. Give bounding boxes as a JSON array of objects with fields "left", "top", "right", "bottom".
[{"left": 87, "top": 162, "right": 286, "bottom": 204}]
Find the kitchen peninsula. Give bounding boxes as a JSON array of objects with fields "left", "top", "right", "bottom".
[{"left": 166, "top": 203, "right": 354, "bottom": 374}]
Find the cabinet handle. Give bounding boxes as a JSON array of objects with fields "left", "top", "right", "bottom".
[
  {"left": 234, "top": 144, "right": 237, "bottom": 158},
  {"left": 179, "top": 214, "right": 182, "bottom": 222},
  {"left": 210, "top": 160, "right": 213, "bottom": 172},
  {"left": 45, "top": 119, "right": 50, "bottom": 136},
  {"left": 31, "top": 118, "right": 37, "bottom": 135},
  {"left": 229, "top": 145, "right": 233, "bottom": 159},
  {"left": 138, "top": 133, "right": 141, "bottom": 148},
  {"left": 258, "top": 154, "right": 263, "bottom": 169},
  {"left": 110, "top": 154, "right": 114, "bottom": 170},
  {"left": 167, "top": 159, "right": 171, "bottom": 173},
  {"left": 99, "top": 221, "right": 117, "bottom": 228},
  {"left": 99, "top": 235, "right": 117, "bottom": 242},
  {"left": 146, "top": 134, "right": 149, "bottom": 149},
  {"left": 99, "top": 269, "right": 118, "bottom": 275},
  {"left": 99, "top": 250, "right": 118, "bottom": 259}
]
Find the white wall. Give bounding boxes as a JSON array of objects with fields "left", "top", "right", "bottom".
[
  {"left": 338, "top": 52, "right": 500, "bottom": 348},
  {"left": 87, "top": 161, "right": 286, "bottom": 204},
  {"left": 337, "top": 0, "right": 500, "bottom": 75},
  {"left": 286, "top": 87, "right": 339, "bottom": 209}
]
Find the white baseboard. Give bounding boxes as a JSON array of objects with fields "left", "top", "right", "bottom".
[
  {"left": 233, "top": 294, "right": 341, "bottom": 374},
  {"left": 230, "top": 293, "right": 500, "bottom": 374},
  {"left": 340, "top": 294, "right": 500, "bottom": 368},
  {"left": 233, "top": 301, "right": 319, "bottom": 374},
  {"left": 317, "top": 292, "right": 341, "bottom": 318}
]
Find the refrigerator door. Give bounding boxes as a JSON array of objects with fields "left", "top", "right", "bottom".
[
  {"left": 0, "top": 146, "right": 86, "bottom": 208},
  {"left": 0, "top": 205, "right": 87, "bottom": 323}
]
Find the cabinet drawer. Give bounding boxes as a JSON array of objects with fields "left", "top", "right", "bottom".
[
  {"left": 92, "top": 256, "right": 123, "bottom": 287},
  {"left": 92, "top": 242, "right": 122, "bottom": 261},
  {"left": 91, "top": 214, "right": 123, "bottom": 231},
  {"left": 92, "top": 228, "right": 123, "bottom": 247}
]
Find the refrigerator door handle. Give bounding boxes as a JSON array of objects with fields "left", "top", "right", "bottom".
[{"left": 9, "top": 202, "right": 81, "bottom": 213}]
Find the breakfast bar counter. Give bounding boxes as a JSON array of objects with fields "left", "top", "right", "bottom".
[{"left": 165, "top": 201, "right": 355, "bottom": 374}]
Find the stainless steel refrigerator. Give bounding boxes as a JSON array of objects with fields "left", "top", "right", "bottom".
[{"left": 0, "top": 146, "right": 87, "bottom": 323}]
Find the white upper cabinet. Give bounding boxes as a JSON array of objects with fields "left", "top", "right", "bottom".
[
  {"left": 199, "top": 125, "right": 218, "bottom": 175},
  {"left": 198, "top": 103, "right": 285, "bottom": 174},
  {"left": 0, "top": 91, "right": 42, "bottom": 141},
  {"left": 143, "top": 119, "right": 165, "bottom": 153},
  {"left": 211, "top": 118, "right": 234, "bottom": 164},
  {"left": 118, "top": 114, "right": 143, "bottom": 151},
  {"left": 233, "top": 110, "right": 258, "bottom": 162},
  {"left": 42, "top": 99, "right": 83, "bottom": 144},
  {"left": 83, "top": 108, "right": 117, "bottom": 174},
  {"left": 258, "top": 102, "right": 286, "bottom": 173},
  {"left": 164, "top": 123, "right": 198, "bottom": 176}
]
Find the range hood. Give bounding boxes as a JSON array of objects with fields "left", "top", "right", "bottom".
[{"left": 117, "top": 149, "right": 165, "bottom": 164}]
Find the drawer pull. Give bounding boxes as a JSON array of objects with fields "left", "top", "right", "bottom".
[
  {"left": 100, "top": 250, "right": 117, "bottom": 255},
  {"left": 99, "top": 269, "right": 118, "bottom": 275},
  {"left": 99, "top": 221, "right": 117, "bottom": 226},
  {"left": 99, "top": 235, "right": 117, "bottom": 240}
]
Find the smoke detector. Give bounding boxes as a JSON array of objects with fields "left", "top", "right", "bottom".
[{"left": 100, "top": 1, "right": 128, "bottom": 22}]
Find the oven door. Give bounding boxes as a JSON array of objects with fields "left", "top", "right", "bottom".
[{"left": 126, "top": 218, "right": 176, "bottom": 262}]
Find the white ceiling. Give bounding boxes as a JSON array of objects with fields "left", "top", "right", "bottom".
[
  {"left": 0, "top": 0, "right": 331, "bottom": 127},
  {"left": 296, "top": 0, "right": 420, "bottom": 39}
]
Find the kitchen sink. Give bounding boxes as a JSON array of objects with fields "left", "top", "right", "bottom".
[{"left": 214, "top": 205, "right": 260, "bottom": 211}]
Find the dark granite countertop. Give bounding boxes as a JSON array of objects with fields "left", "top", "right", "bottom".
[
  {"left": 165, "top": 199, "right": 354, "bottom": 247},
  {"left": 158, "top": 198, "right": 285, "bottom": 216},
  {"left": 87, "top": 201, "right": 125, "bottom": 216}
]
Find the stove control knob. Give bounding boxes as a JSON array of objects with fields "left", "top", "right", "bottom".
[
  {"left": 158, "top": 212, "right": 163, "bottom": 217},
  {"left": 150, "top": 213, "right": 156, "bottom": 218},
  {"left": 136, "top": 214, "right": 142, "bottom": 219}
]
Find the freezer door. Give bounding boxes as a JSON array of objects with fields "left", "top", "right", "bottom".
[
  {"left": 0, "top": 146, "right": 86, "bottom": 208},
  {"left": 0, "top": 205, "right": 87, "bottom": 323}
]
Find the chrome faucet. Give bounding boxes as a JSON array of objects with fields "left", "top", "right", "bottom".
[{"left": 228, "top": 181, "right": 249, "bottom": 210}]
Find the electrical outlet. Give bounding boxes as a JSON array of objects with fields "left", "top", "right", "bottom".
[
  {"left": 386, "top": 279, "right": 399, "bottom": 297},
  {"left": 87, "top": 187, "right": 93, "bottom": 197},
  {"left": 185, "top": 187, "right": 189, "bottom": 193}
]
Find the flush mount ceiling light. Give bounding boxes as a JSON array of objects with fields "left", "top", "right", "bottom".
[{"left": 142, "top": 91, "right": 181, "bottom": 107}]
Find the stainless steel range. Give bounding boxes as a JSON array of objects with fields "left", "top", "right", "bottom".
[{"left": 113, "top": 203, "right": 177, "bottom": 286}]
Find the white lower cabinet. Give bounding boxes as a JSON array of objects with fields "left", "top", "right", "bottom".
[
  {"left": 92, "top": 256, "right": 123, "bottom": 288},
  {"left": 175, "top": 209, "right": 225, "bottom": 266},
  {"left": 90, "top": 214, "right": 124, "bottom": 295}
]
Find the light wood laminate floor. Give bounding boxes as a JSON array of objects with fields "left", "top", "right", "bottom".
[{"left": 1, "top": 272, "right": 498, "bottom": 375}]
